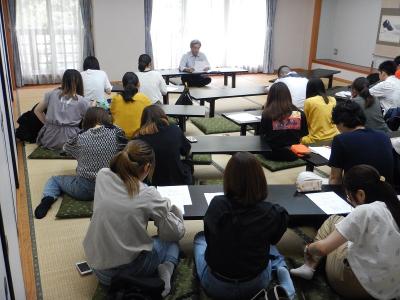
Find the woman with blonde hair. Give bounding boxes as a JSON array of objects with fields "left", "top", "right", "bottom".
[{"left": 83, "top": 140, "right": 185, "bottom": 297}]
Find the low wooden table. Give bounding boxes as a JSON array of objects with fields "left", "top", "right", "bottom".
[
  {"left": 158, "top": 67, "right": 248, "bottom": 88},
  {"left": 269, "top": 68, "right": 341, "bottom": 88},
  {"left": 190, "top": 135, "right": 271, "bottom": 155},
  {"left": 189, "top": 86, "right": 266, "bottom": 117},
  {"left": 222, "top": 110, "right": 262, "bottom": 136},
  {"left": 183, "top": 184, "right": 346, "bottom": 226},
  {"left": 160, "top": 104, "right": 205, "bottom": 132},
  {"left": 111, "top": 84, "right": 184, "bottom": 104}
]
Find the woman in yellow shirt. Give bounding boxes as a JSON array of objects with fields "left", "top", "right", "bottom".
[
  {"left": 301, "top": 79, "right": 339, "bottom": 144},
  {"left": 110, "top": 72, "right": 152, "bottom": 138}
]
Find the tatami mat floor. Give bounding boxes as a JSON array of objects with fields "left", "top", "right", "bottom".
[{"left": 17, "top": 74, "right": 342, "bottom": 299}]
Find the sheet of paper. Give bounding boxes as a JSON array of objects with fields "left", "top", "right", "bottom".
[
  {"left": 391, "top": 137, "right": 400, "bottom": 155},
  {"left": 227, "top": 112, "right": 260, "bottom": 122},
  {"left": 309, "top": 146, "right": 331, "bottom": 160},
  {"left": 166, "top": 86, "right": 179, "bottom": 92},
  {"left": 204, "top": 193, "right": 224, "bottom": 205},
  {"left": 306, "top": 192, "right": 353, "bottom": 215},
  {"left": 335, "top": 91, "right": 351, "bottom": 98},
  {"left": 194, "top": 61, "right": 208, "bottom": 72},
  {"left": 157, "top": 185, "right": 192, "bottom": 213}
]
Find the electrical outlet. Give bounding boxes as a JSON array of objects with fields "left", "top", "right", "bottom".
[{"left": 333, "top": 48, "right": 338, "bottom": 55}]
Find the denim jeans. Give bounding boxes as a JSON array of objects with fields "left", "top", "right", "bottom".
[
  {"left": 42, "top": 175, "right": 95, "bottom": 201},
  {"left": 94, "top": 237, "right": 180, "bottom": 286},
  {"left": 194, "top": 232, "right": 288, "bottom": 300}
]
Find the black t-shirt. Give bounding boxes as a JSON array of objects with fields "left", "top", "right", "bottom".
[
  {"left": 204, "top": 195, "right": 288, "bottom": 279},
  {"left": 137, "top": 125, "right": 191, "bottom": 186},
  {"left": 329, "top": 128, "right": 394, "bottom": 182},
  {"left": 260, "top": 108, "right": 308, "bottom": 149}
]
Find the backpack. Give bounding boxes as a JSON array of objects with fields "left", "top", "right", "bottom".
[
  {"left": 15, "top": 103, "right": 44, "bottom": 143},
  {"left": 175, "top": 84, "right": 193, "bottom": 105},
  {"left": 384, "top": 107, "right": 400, "bottom": 131},
  {"left": 107, "top": 274, "right": 164, "bottom": 300}
]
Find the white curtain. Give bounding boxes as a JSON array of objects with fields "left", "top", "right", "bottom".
[
  {"left": 151, "top": 0, "right": 266, "bottom": 72},
  {"left": 16, "top": 0, "right": 83, "bottom": 85}
]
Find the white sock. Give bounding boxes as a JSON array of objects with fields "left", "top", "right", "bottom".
[
  {"left": 158, "top": 261, "right": 174, "bottom": 297},
  {"left": 290, "top": 264, "right": 315, "bottom": 280}
]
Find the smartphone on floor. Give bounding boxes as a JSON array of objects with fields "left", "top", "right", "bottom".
[
  {"left": 186, "top": 136, "right": 198, "bottom": 143},
  {"left": 76, "top": 261, "right": 93, "bottom": 276}
]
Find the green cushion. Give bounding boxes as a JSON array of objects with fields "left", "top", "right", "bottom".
[
  {"left": 92, "top": 255, "right": 342, "bottom": 300},
  {"left": 190, "top": 116, "right": 240, "bottom": 134},
  {"left": 192, "top": 154, "right": 212, "bottom": 165},
  {"left": 168, "top": 116, "right": 177, "bottom": 125},
  {"left": 28, "top": 146, "right": 74, "bottom": 159},
  {"left": 55, "top": 194, "right": 93, "bottom": 219},
  {"left": 255, "top": 154, "right": 306, "bottom": 172}
]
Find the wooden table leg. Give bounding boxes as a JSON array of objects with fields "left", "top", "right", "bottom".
[
  {"left": 232, "top": 74, "right": 236, "bottom": 88},
  {"left": 328, "top": 76, "right": 333, "bottom": 88},
  {"left": 209, "top": 100, "right": 215, "bottom": 117},
  {"left": 254, "top": 124, "right": 260, "bottom": 135},
  {"left": 224, "top": 74, "right": 228, "bottom": 86},
  {"left": 240, "top": 125, "right": 247, "bottom": 136},
  {"left": 163, "top": 94, "right": 169, "bottom": 104},
  {"left": 200, "top": 100, "right": 205, "bottom": 106},
  {"left": 178, "top": 116, "right": 186, "bottom": 132}
]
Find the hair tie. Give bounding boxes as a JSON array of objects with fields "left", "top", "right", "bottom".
[{"left": 380, "top": 176, "right": 385, "bottom": 182}]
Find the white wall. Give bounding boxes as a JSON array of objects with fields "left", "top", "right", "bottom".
[
  {"left": 317, "top": 0, "right": 382, "bottom": 67},
  {"left": 273, "top": 0, "right": 315, "bottom": 70},
  {"left": 92, "top": 0, "right": 145, "bottom": 81},
  {"left": 92, "top": 0, "right": 315, "bottom": 79}
]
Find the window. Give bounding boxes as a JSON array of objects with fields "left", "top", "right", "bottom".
[
  {"left": 151, "top": 0, "right": 266, "bottom": 71},
  {"left": 16, "top": 0, "right": 83, "bottom": 84}
]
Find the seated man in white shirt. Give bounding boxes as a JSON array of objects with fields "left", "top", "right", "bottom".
[
  {"left": 369, "top": 60, "right": 400, "bottom": 117},
  {"left": 179, "top": 40, "right": 211, "bottom": 87},
  {"left": 266, "top": 66, "right": 308, "bottom": 110}
]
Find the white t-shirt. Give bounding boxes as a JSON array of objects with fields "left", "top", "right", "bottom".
[
  {"left": 81, "top": 69, "right": 112, "bottom": 102},
  {"left": 369, "top": 75, "right": 400, "bottom": 115},
  {"left": 135, "top": 70, "right": 167, "bottom": 104},
  {"left": 336, "top": 201, "right": 400, "bottom": 300},
  {"left": 274, "top": 75, "right": 308, "bottom": 110}
]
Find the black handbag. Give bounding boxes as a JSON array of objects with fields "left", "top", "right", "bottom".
[
  {"left": 15, "top": 103, "right": 44, "bottom": 143},
  {"left": 175, "top": 85, "right": 193, "bottom": 105},
  {"left": 107, "top": 274, "right": 164, "bottom": 300}
]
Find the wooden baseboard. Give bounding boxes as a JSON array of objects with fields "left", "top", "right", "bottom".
[
  {"left": 313, "top": 59, "right": 376, "bottom": 75},
  {"left": 333, "top": 77, "right": 352, "bottom": 85},
  {"left": 13, "top": 91, "right": 37, "bottom": 300}
]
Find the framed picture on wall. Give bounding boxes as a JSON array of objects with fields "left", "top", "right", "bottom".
[{"left": 377, "top": 8, "right": 400, "bottom": 46}]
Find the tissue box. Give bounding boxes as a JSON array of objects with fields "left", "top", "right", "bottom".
[{"left": 296, "top": 179, "right": 322, "bottom": 192}]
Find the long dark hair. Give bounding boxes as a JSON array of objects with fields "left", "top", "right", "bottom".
[
  {"left": 82, "top": 107, "right": 112, "bottom": 130},
  {"left": 224, "top": 152, "right": 267, "bottom": 206},
  {"left": 83, "top": 56, "right": 100, "bottom": 71},
  {"left": 137, "top": 105, "right": 169, "bottom": 136},
  {"left": 263, "top": 82, "right": 294, "bottom": 121},
  {"left": 59, "top": 69, "right": 84, "bottom": 99},
  {"left": 306, "top": 78, "right": 329, "bottom": 104},
  {"left": 352, "top": 77, "right": 374, "bottom": 108},
  {"left": 138, "top": 54, "right": 152, "bottom": 72},
  {"left": 110, "top": 140, "right": 155, "bottom": 196},
  {"left": 343, "top": 165, "right": 400, "bottom": 228},
  {"left": 120, "top": 72, "right": 139, "bottom": 102}
]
